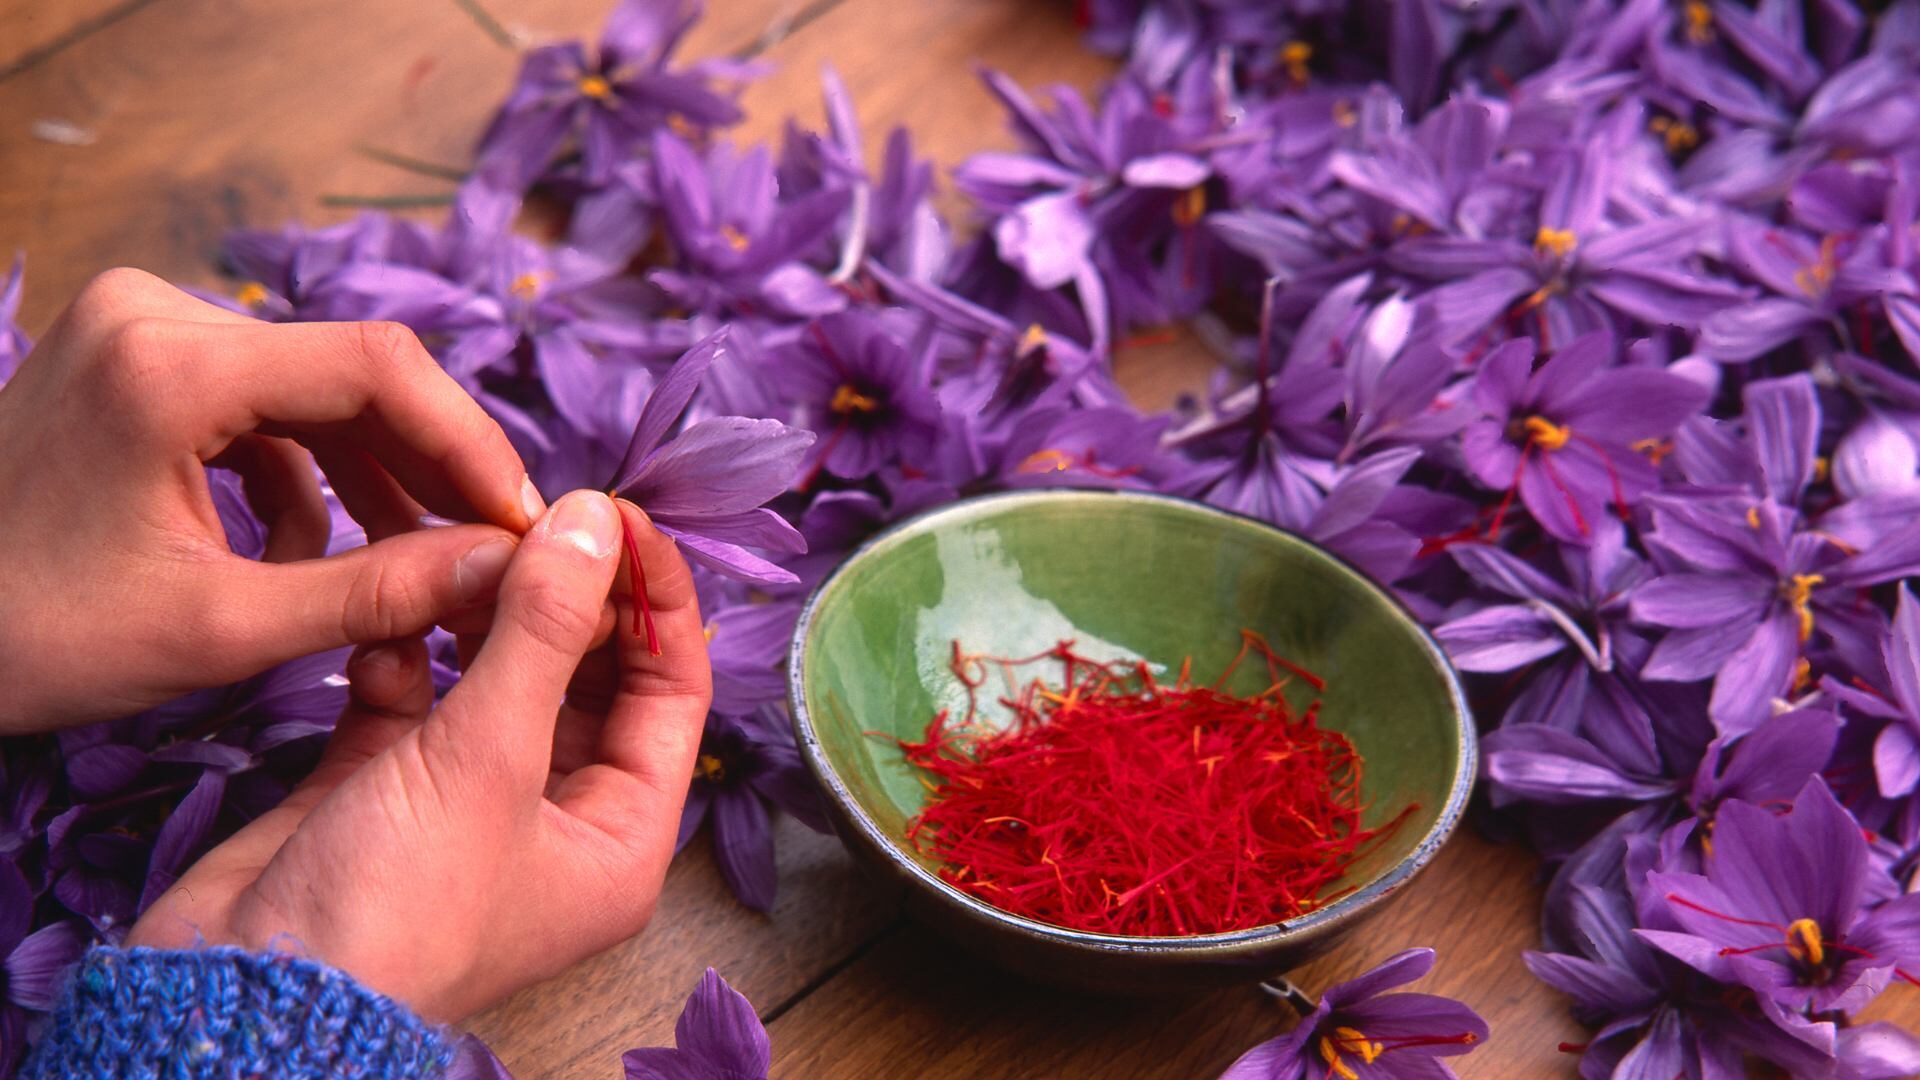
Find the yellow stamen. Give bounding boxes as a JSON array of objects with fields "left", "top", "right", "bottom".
[
  {"left": 1787, "top": 573, "right": 1824, "bottom": 642},
  {"left": 703, "top": 622, "right": 717, "bottom": 643},
  {"left": 1019, "top": 322, "right": 1048, "bottom": 353},
  {"left": 1535, "top": 226, "right": 1578, "bottom": 259},
  {"left": 1793, "top": 236, "right": 1840, "bottom": 298},
  {"left": 1018, "top": 448, "right": 1076, "bottom": 474},
  {"left": 1172, "top": 186, "right": 1206, "bottom": 227},
  {"left": 235, "top": 282, "right": 271, "bottom": 308},
  {"left": 829, "top": 383, "right": 881, "bottom": 415},
  {"left": 666, "top": 114, "right": 698, "bottom": 139},
  {"left": 1648, "top": 115, "right": 1700, "bottom": 154},
  {"left": 1746, "top": 506, "right": 1762, "bottom": 529},
  {"left": 1633, "top": 437, "right": 1674, "bottom": 465},
  {"left": 1335, "top": 1027, "right": 1385, "bottom": 1064},
  {"left": 1793, "top": 657, "right": 1813, "bottom": 693},
  {"left": 1280, "top": 41, "right": 1312, "bottom": 83},
  {"left": 1524, "top": 416, "right": 1572, "bottom": 451},
  {"left": 508, "top": 271, "right": 546, "bottom": 300},
  {"left": 696, "top": 754, "right": 726, "bottom": 782},
  {"left": 1331, "top": 100, "right": 1358, "bottom": 128},
  {"left": 1319, "top": 1036, "right": 1360, "bottom": 1080},
  {"left": 1685, "top": 0, "right": 1713, "bottom": 43},
  {"left": 719, "top": 224, "right": 750, "bottom": 252},
  {"left": 578, "top": 74, "right": 614, "bottom": 100},
  {"left": 1787, "top": 918, "right": 1825, "bottom": 966},
  {"left": 1814, "top": 456, "right": 1830, "bottom": 484}
]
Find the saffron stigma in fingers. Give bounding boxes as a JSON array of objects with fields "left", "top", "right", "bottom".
[
  {"left": 893, "top": 633, "right": 1416, "bottom": 937},
  {"left": 620, "top": 518, "right": 662, "bottom": 656}
]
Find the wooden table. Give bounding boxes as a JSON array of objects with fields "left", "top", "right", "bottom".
[{"left": 2, "top": 2, "right": 1912, "bottom": 1076}]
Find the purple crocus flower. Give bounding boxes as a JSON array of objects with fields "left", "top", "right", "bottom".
[
  {"left": 675, "top": 708, "right": 830, "bottom": 912},
  {"left": 1641, "top": 779, "right": 1920, "bottom": 1016},
  {"left": 622, "top": 968, "right": 768, "bottom": 1080},
  {"left": 474, "top": 0, "right": 749, "bottom": 191},
  {"left": 0, "top": 862, "right": 87, "bottom": 1076},
  {"left": 991, "top": 406, "right": 1181, "bottom": 493},
  {"left": 649, "top": 131, "right": 851, "bottom": 322},
  {"left": 1699, "top": 217, "right": 1914, "bottom": 362},
  {"left": 1459, "top": 331, "right": 1708, "bottom": 544},
  {"left": 609, "top": 330, "right": 814, "bottom": 585},
  {"left": 704, "top": 600, "right": 800, "bottom": 716},
  {"left": 774, "top": 311, "right": 942, "bottom": 482},
  {"left": 1217, "top": 948, "right": 1486, "bottom": 1079},
  {"left": 1824, "top": 584, "right": 1920, "bottom": 798}
]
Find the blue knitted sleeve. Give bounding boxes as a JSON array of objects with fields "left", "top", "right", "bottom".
[{"left": 19, "top": 946, "right": 454, "bottom": 1079}]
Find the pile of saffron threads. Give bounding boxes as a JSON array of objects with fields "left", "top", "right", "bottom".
[{"left": 895, "top": 633, "right": 1415, "bottom": 937}]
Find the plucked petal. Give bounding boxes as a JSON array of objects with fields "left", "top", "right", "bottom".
[
  {"left": 612, "top": 329, "right": 728, "bottom": 488},
  {"left": 673, "top": 968, "right": 771, "bottom": 1077},
  {"left": 624, "top": 418, "right": 814, "bottom": 516},
  {"left": 5, "top": 922, "right": 87, "bottom": 1011},
  {"left": 1706, "top": 612, "right": 1800, "bottom": 735},
  {"left": 1432, "top": 604, "right": 1566, "bottom": 672}
]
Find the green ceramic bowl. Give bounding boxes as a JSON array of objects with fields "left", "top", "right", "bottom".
[{"left": 788, "top": 490, "right": 1473, "bottom": 993}]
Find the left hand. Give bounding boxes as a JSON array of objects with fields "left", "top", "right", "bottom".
[{"left": 126, "top": 492, "right": 712, "bottom": 1020}]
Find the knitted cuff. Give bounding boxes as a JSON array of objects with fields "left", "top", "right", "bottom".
[{"left": 20, "top": 945, "right": 454, "bottom": 1080}]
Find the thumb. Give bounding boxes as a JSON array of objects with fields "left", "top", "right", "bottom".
[
  {"left": 427, "top": 490, "right": 622, "bottom": 791},
  {"left": 195, "top": 525, "right": 518, "bottom": 678}
]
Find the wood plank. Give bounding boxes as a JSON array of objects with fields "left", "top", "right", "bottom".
[
  {"left": 467, "top": 821, "right": 893, "bottom": 1078},
  {"left": 0, "top": 0, "right": 821, "bottom": 332},
  {"left": 0, "top": 0, "right": 142, "bottom": 76}
]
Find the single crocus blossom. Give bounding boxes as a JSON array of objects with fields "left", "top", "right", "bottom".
[
  {"left": 1218, "top": 948, "right": 1485, "bottom": 1079},
  {"left": 1823, "top": 583, "right": 1920, "bottom": 798},
  {"left": 622, "top": 968, "right": 769, "bottom": 1080},
  {"left": 775, "top": 310, "right": 942, "bottom": 482},
  {"left": 1641, "top": 779, "right": 1920, "bottom": 1017}
]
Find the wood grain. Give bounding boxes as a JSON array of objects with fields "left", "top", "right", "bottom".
[{"left": 3, "top": 0, "right": 1917, "bottom": 1076}]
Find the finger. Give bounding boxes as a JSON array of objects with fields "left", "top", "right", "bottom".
[
  {"left": 179, "top": 319, "right": 543, "bottom": 532},
  {"left": 429, "top": 490, "right": 623, "bottom": 792},
  {"left": 131, "top": 639, "right": 436, "bottom": 944},
  {"left": 173, "top": 525, "right": 518, "bottom": 682},
  {"left": 551, "top": 504, "right": 710, "bottom": 839},
  {"left": 306, "top": 438, "right": 429, "bottom": 542},
  {"left": 207, "top": 433, "right": 332, "bottom": 563}
]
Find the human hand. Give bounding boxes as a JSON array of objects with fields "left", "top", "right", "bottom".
[
  {"left": 0, "top": 268, "right": 543, "bottom": 730},
  {"left": 126, "top": 492, "right": 713, "bottom": 1021}
]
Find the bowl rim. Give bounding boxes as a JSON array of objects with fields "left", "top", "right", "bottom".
[{"left": 787, "top": 488, "right": 1476, "bottom": 954}]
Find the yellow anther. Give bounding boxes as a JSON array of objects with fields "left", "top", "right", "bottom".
[
  {"left": 1172, "top": 186, "right": 1207, "bottom": 227},
  {"left": 578, "top": 74, "right": 614, "bottom": 99},
  {"left": 696, "top": 754, "right": 726, "bottom": 782},
  {"left": 1787, "top": 918, "right": 1825, "bottom": 966},
  {"left": 508, "top": 271, "right": 546, "bottom": 300},
  {"left": 1685, "top": 0, "right": 1714, "bottom": 43},
  {"left": 1648, "top": 116, "right": 1700, "bottom": 154},
  {"left": 1746, "top": 506, "right": 1762, "bottom": 529},
  {"left": 1535, "top": 226, "right": 1578, "bottom": 259},
  {"left": 703, "top": 621, "right": 718, "bottom": 643},
  {"left": 666, "top": 114, "right": 698, "bottom": 138},
  {"left": 1814, "top": 456, "right": 1830, "bottom": 484},
  {"left": 1280, "top": 41, "right": 1312, "bottom": 83},
  {"left": 1787, "top": 573, "right": 1824, "bottom": 642},
  {"left": 830, "top": 383, "right": 881, "bottom": 415},
  {"left": 1793, "top": 657, "right": 1813, "bottom": 693},
  {"left": 1319, "top": 1036, "right": 1360, "bottom": 1080},
  {"left": 235, "top": 282, "right": 271, "bottom": 308},
  {"left": 719, "top": 224, "right": 750, "bottom": 252},
  {"left": 1334, "top": 1027, "right": 1384, "bottom": 1064},
  {"left": 1524, "top": 416, "right": 1573, "bottom": 451},
  {"left": 1331, "top": 100, "right": 1358, "bottom": 128},
  {"left": 1793, "top": 236, "right": 1840, "bottom": 298},
  {"left": 1019, "top": 322, "right": 1048, "bottom": 353},
  {"left": 1018, "top": 448, "right": 1076, "bottom": 474},
  {"left": 1633, "top": 437, "right": 1674, "bottom": 465}
]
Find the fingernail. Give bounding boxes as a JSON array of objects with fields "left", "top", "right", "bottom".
[
  {"left": 454, "top": 538, "right": 516, "bottom": 602},
  {"left": 357, "top": 644, "right": 404, "bottom": 679},
  {"left": 521, "top": 475, "right": 548, "bottom": 528},
  {"left": 546, "top": 491, "right": 620, "bottom": 559}
]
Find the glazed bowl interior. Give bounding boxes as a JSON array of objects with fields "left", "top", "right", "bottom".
[{"left": 791, "top": 489, "right": 1472, "bottom": 950}]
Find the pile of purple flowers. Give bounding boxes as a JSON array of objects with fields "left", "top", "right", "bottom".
[{"left": 7, "top": 0, "right": 1920, "bottom": 1073}]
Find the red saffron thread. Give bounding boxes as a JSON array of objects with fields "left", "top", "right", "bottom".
[
  {"left": 892, "top": 634, "right": 1415, "bottom": 936},
  {"left": 620, "top": 520, "right": 662, "bottom": 657}
]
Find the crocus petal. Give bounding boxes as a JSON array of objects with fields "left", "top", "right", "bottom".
[
  {"left": 139, "top": 770, "right": 227, "bottom": 912},
  {"left": 674, "top": 968, "right": 772, "bottom": 1077},
  {"left": 652, "top": 508, "right": 805, "bottom": 555},
  {"left": 710, "top": 790, "right": 777, "bottom": 912},
  {"left": 1341, "top": 992, "right": 1488, "bottom": 1055},
  {"left": 1834, "top": 414, "right": 1918, "bottom": 500},
  {"left": 625, "top": 418, "right": 814, "bottom": 516},
  {"left": 993, "top": 192, "right": 1094, "bottom": 290},
  {"left": 1875, "top": 723, "right": 1920, "bottom": 799},
  {"left": 1119, "top": 152, "right": 1210, "bottom": 189},
  {"left": 621, "top": 1048, "right": 716, "bottom": 1080},
  {"left": 1629, "top": 574, "right": 1771, "bottom": 630},
  {"left": 1743, "top": 374, "right": 1820, "bottom": 506},
  {"left": 1698, "top": 299, "right": 1821, "bottom": 362},
  {"left": 1521, "top": 951, "right": 1658, "bottom": 1015},
  {"left": 1323, "top": 948, "right": 1436, "bottom": 1007},
  {"left": 1433, "top": 604, "right": 1566, "bottom": 672},
  {"left": 612, "top": 330, "right": 728, "bottom": 487},
  {"left": 5, "top": 922, "right": 87, "bottom": 1011},
  {"left": 1887, "top": 584, "right": 1920, "bottom": 718},
  {"left": 662, "top": 528, "right": 800, "bottom": 586},
  {"left": 1706, "top": 612, "right": 1801, "bottom": 736},
  {"left": 1838, "top": 1023, "right": 1920, "bottom": 1080},
  {"left": 1484, "top": 725, "right": 1671, "bottom": 804}
]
